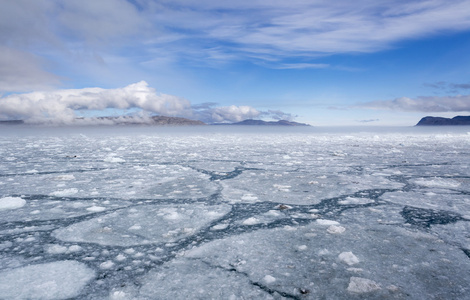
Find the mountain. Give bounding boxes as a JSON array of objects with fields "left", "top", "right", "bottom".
[
  {"left": 93, "top": 116, "right": 207, "bottom": 126},
  {"left": 0, "top": 116, "right": 206, "bottom": 126},
  {"left": 214, "top": 119, "right": 311, "bottom": 126},
  {"left": 0, "top": 120, "right": 24, "bottom": 125},
  {"left": 148, "top": 116, "right": 206, "bottom": 126},
  {"left": 416, "top": 116, "right": 470, "bottom": 126}
]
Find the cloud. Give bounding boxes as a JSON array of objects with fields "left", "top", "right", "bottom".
[
  {"left": 452, "top": 83, "right": 470, "bottom": 89},
  {"left": 424, "top": 81, "right": 470, "bottom": 91},
  {"left": 0, "top": 81, "right": 191, "bottom": 124},
  {"left": 270, "top": 63, "right": 330, "bottom": 70},
  {"left": 357, "top": 95, "right": 470, "bottom": 112},
  {"left": 4, "top": 0, "right": 470, "bottom": 93},
  {"left": 262, "top": 110, "right": 297, "bottom": 121},
  {"left": 0, "top": 47, "right": 61, "bottom": 92},
  {"left": 202, "top": 105, "right": 261, "bottom": 123},
  {"left": 142, "top": 0, "right": 470, "bottom": 59},
  {"left": 357, "top": 119, "right": 380, "bottom": 123},
  {"left": 0, "top": 81, "right": 293, "bottom": 124}
]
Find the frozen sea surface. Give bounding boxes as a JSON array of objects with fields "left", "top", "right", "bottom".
[{"left": 1, "top": 125, "right": 470, "bottom": 299}]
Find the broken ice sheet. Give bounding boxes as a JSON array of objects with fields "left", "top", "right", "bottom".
[
  {"left": 0, "top": 196, "right": 132, "bottom": 223},
  {"left": 184, "top": 221, "right": 470, "bottom": 299},
  {"left": 53, "top": 203, "right": 231, "bottom": 246},
  {"left": 221, "top": 169, "right": 403, "bottom": 205},
  {"left": 127, "top": 259, "right": 277, "bottom": 299},
  {"left": 381, "top": 191, "right": 470, "bottom": 214}
]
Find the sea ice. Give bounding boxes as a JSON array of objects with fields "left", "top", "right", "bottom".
[
  {"left": 0, "top": 197, "right": 26, "bottom": 210},
  {"left": 0, "top": 261, "right": 95, "bottom": 299},
  {"left": 347, "top": 277, "right": 381, "bottom": 293},
  {"left": 338, "top": 251, "right": 360, "bottom": 265},
  {"left": 53, "top": 203, "right": 231, "bottom": 246},
  {"left": 2, "top": 127, "right": 470, "bottom": 299}
]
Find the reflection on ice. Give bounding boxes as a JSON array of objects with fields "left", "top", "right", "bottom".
[{"left": 1, "top": 126, "right": 470, "bottom": 299}]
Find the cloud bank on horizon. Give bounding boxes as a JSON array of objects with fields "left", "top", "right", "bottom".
[
  {"left": 0, "top": 81, "right": 294, "bottom": 124},
  {"left": 2, "top": 0, "right": 470, "bottom": 125}
]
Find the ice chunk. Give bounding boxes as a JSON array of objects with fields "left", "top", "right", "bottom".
[
  {"left": 339, "top": 251, "right": 360, "bottom": 265},
  {"left": 241, "top": 194, "right": 258, "bottom": 201},
  {"left": 211, "top": 223, "right": 229, "bottom": 231},
  {"left": 86, "top": 206, "right": 106, "bottom": 212},
  {"left": 327, "top": 225, "right": 346, "bottom": 234},
  {"left": 100, "top": 260, "right": 115, "bottom": 269},
  {"left": 46, "top": 244, "right": 68, "bottom": 254},
  {"left": 263, "top": 275, "right": 276, "bottom": 283},
  {"left": 316, "top": 219, "right": 340, "bottom": 226},
  {"left": 0, "top": 261, "right": 95, "bottom": 299},
  {"left": 0, "top": 197, "right": 26, "bottom": 210},
  {"left": 104, "top": 155, "right": 126, "bottom": 163},
  {"left": 242, "top": 217, "right": 260, "bottom": 225},
  {"left": 413, "top": 178, "right": 461, "bottom": 188},
  {"left": 338, "top": 197, "right": 374, "bottom": 205},
  {"left": 50, "top": 188, "right": 78, "bottom": 197},
  {"left": 347, "top": 277, "right": 381, "bottom": 293}
]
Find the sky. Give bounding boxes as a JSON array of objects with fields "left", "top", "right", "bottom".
[{"left": 1, "top": 0, "right": 470, "bottom": 126}]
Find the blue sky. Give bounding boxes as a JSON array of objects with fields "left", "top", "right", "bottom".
[{"left": 1, "top": 0, "right": 470, "bottom": 125}]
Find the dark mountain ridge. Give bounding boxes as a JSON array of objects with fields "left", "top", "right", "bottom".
[
  {"left": 416, "top": 116, "right": 470, "bottom": 126},
  {"left": 213, "top": 119, "right": 311, "bottom": 126}
]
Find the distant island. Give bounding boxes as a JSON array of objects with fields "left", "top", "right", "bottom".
[
  {"left": 416, "top": 116, "right": 470, "bottom": 126},
  {"left": 99, "top": 116, "right": 207, "bottom": 126},
  {"left": 213, "top": 119, "right": 310, "bottom": 126}
]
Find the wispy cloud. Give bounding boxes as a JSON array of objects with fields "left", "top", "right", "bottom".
[
  {"left": 143, "top": 0, "right": 470, "bottom": 58},
  {"left": 270, "top": 63, "right": 330, "bottom": 70},
  {"left": 357, "top": 119, "right": 380, "bottom": 123},
  {"left": 3, "top": 1, "right": 470, "bottom": 92},
  {"left": 424, "top": 81, "right": 470, "bottom": 91},
  {"left": 357, "top": 95, "right": 470, "bottom": 112}
]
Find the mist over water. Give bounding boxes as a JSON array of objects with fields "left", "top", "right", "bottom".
[{"left": 1, "top": 125, "right": 470, "bottom": 299}]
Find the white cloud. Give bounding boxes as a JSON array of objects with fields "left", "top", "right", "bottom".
[
  {"left": 0, "top": 81, "right": 191, "bottom": 124},
  {"left": 357, "top": 95, "right": 470, "bottom": 112},
  {"left": 0, "top": 82, "right": 292, "bottom": 124},
  {"left": 207, "top": 105, "right": 261, "bottom": 123}
]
